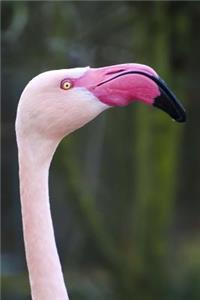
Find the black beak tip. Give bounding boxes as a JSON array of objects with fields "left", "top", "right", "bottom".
[
  {"left": 153, "top": 94, "right": 186, "bottom": 123},
  {"left": 175, "top": 111, "right": 186, "bottom": 123},
  {"left": 153, "top": 77, "right": 186, "bottom": 123}
]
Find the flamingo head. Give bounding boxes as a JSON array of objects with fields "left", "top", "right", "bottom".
[{"left": 16, "top": 64, "right": 186, "bottom": 142}]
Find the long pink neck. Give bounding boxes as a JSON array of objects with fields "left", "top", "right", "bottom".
[{"left": 17, "top": 137, "right": 69, "bottom": 300}]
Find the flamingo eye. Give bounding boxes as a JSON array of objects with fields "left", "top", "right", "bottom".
[{"left": 60, "top": 79, "right": 73, "bottom": 90}]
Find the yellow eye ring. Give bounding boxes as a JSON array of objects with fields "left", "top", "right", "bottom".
[{"left": 61, "top": 79, "right": 73, "bottom": 90}]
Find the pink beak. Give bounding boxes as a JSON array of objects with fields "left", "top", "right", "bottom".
[{"left": 76, "top": 63, "right": 186, "bottom": 122}]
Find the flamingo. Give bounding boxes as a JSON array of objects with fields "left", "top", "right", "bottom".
[{"left": 15, "top": 63, "right": 186, "bottom": 300}]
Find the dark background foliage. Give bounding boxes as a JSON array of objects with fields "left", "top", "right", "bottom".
[{"left": 1, "top": 1, "right": 200, "bottom": 299}]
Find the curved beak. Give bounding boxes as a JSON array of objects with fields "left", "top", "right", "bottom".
[{"left": 77, "top": 64, "right": 186, "bottom": 123}]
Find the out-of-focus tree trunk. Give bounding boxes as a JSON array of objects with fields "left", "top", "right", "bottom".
[{"left": 178, "top": 3, "right": 200, "bottom": 234}]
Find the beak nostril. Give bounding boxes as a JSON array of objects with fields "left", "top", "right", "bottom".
[{"left": 106, "top": 69, "right": 126, "bottom": 75}]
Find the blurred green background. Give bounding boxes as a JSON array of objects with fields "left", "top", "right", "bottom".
[{"left": 1, "top": 1, "right": 200, "bottom": 299}]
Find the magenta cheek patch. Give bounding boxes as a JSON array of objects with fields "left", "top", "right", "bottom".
[
  {"left": 92, "top": 74, "right": 160, "bottom": 107},
  {"left": 93, "top": 86, "right": 130, "bottom": 106},
  {"left": 96, "top": 92, "right": 130, "bottom": 107}
]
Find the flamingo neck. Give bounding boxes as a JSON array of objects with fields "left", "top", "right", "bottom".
[{"left": 17, "top": 137, "right": 69, "bottom": 300}]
